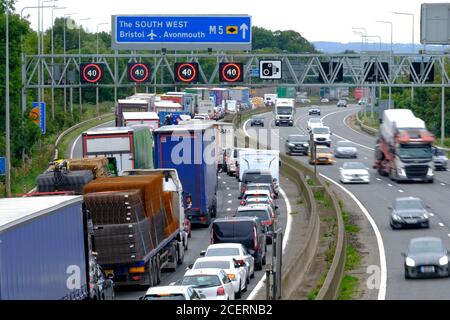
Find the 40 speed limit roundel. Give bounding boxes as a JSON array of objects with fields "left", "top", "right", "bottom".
[
  {"left": 174, "top": 62, "right": 199, "bottom": 83},
  {"left": 219, "top": 62, "right": 244, "bottom": 82},
  {"left": 80, "top": 63, "right": 105, "bottom": 84},
  {"left": 128, "top": 63, "right": 151, "bottom": 83}
]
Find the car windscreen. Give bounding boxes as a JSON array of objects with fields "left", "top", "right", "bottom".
[
  {"left": 342, "top": 162, "right": 365, "bottom": 170},
  {"left": 247, "top": 185, "right": 271, "bottom": 192},
  {"left": 236, "top": 210, "right": 270, "bottom": 221},
  {"left": 194, "top": 261, "right": 231, "bottom": 269},
  {"left": 309, "top": 118, "right": 322, "bottom": 123},
  {"left": 243, "top": 173, "right": 273, "bottom": 184},
  {"left": 394, "top": 199, "right": 424, "bottom": 210},
  {"left": 245, "top": 195, "right": 270, "bottom": 201},
  {"left": 313, "top": 127, "right": 330, "bottom": 134},
  {"left": 288, "top": 136, "right": 308, "bottom": 142},
  {"left": 181, "top": 275, "right": 221, "bottom": 288},
  {"left": 206, "top": 248, "right": 240, "bottom": 256},
  {"left": 409, "top": 240, "right": 443, "bottom": 254},
  {"left": 143, "top": 294, "right": 186, "bottom": 300},
  {"left": 337, "top": 142, "right": 355, "bottom": 148},
  {"left": 213, "top": 221, "right": 254, "bottom": 239}
]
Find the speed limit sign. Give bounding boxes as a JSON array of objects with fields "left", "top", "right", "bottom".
[
  {"left": 219, "top": 63, "right": 244, "bottom": 83},
  {"left": 128, "top": 63, "right": 151, "bottom": 83},
  {"left": 80, "top": 63, "right": 105, "bottom": 84},
  {"left": 174, "top": 62, "right": 199, "bottom": 83}
]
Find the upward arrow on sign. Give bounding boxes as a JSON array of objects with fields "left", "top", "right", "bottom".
[{"left": 240, "top": 23, "right": 248, "bottom": 40}]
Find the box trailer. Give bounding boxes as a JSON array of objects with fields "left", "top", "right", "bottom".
[
  {"left": 82, "top": 126, "right": 153, "bottom": 175},
  {"left": 122, "top": 112, "right": 160, "bottom": 130},
  {"left": 154, "top": 123, "right": 218, "bottom": 225},
  {"left": 116, "top": 99, "right": 153, "bottom": 127},
  {"left": 0, "top": 196, "right": 89, "bottom": 300}
]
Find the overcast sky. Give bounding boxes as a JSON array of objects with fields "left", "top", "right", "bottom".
[{"left": 15, "top": 0, "right": 438, "bottom": 44}]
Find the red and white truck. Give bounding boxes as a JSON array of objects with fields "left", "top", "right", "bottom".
[{"left": 374, "top": 109, "right": 435, "bottom": 183}]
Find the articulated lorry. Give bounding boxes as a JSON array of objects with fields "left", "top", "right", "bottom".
[
  {"left": 274, "top": 98, "right": 295, "bottom": 126},
  {"left": 153, "top": 123, "right": 218, "bottom": 226},
  {"left": 0, "top": 196, "right": 90, "bottom": 300},
  {"left": 374, "top": 109, "right": 435, "bottom": 182},
  {"left": 82, "top": 126, "right": 154, "bottom": 175},
  {"left": 83, "top": 170, "right": 188, "bottom": 287}
]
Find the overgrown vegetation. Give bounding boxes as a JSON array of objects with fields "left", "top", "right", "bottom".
[{"left": 314, "top": 189, "right": 333, "bottom": 209}]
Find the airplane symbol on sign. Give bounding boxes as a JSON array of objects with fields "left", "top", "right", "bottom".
[{"left": 147, "top": 30, "right": 157, "bottom": 41}]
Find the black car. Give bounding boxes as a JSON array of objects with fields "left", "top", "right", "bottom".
[
  {"left": 403, "top": 237, "right": 449, "bottom": 279},
  {"left": 250, "top": 116, "right": 264, "bottom": 127},
  {"left": 389, "top": 197, "right": 430, "bottom": 229},
  {"left": 285, "top": 135, "right": 309, "bottom": 156},
  {"left": 308, "top": 107, "right": 321, "bottom": 116},
  {"left": 211, "top": 217, "right": 267, "bottom": 270}
]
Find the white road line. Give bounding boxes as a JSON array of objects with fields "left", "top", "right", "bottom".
[
  {"left": 429, "top": 213, "right": 435, "bottom": 217},
  {"left": 448, "top": 234, "right": 450, "bottom": 238},
  {"left": 223, "top": 181, "right": 226, "bottom": 184},
  {"left": 439, "top": 223, "right": 445, "bottom": 227},
  {"left": 376, "top": 178, "right": 381, "bottom": 181},
  {"left": 441, "top": 183, "right": 446, "bottom": 186},
  {"left": 228, "top": 194, "right": 232, "bottom": 197},
  {"left": 227, "top": 208, "right": 231, "bottom": 212},
  {"left": 388, "top": 184, "right": 393, "bottom": 187},
  {"left": 227, "top": 200, "right": 232, "bottom": 204},
  {"left": 226, "top": 187, "right": 230, "bottom": 190},
  {"left": 398, "top": 190, "right": 404, "bottom": 193},
  {"left": 320, "top": 173, "right": 387, "bottom": 300}
]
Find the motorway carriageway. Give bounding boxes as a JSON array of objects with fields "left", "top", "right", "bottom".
[
  {"left": 244, "top": 104, "right": 450, "bottom": 300},
  {"left": 68, "top": 123, "right": 290, "bottom": 301}
]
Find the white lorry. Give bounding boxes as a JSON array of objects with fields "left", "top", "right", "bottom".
[
  {"left": 274, "top": 98, "right": 295, "bottom": 127},
  {"left": 237, "top": 149, "right": 280, "bottom": 196}
]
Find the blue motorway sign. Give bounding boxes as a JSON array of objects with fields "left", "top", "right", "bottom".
[
  {"left": 0, "top": 157, "right": 5, "bottom": 176},
  {"left": 111, "top": 15, "right": 252, "bottom": 51},
  {"left": 32, "top": 101, "right": 46, "bottom": 135}
]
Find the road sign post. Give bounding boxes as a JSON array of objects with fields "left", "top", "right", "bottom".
[{"left": 111, "top": 15, "right": 252, "bottom": 51}]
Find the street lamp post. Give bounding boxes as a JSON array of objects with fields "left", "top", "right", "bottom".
[
  {"left": 50, "top": 6, "right": 66, "bottom": 120},
  {"left": 79, "top": 17, "right": 92, "bottom": 115},
  {"left": 352, "top": 27, "right": 367, "bottom": 52},
  {"left": 376, "top": 20, "right": 393, "bottom": 109},
  {"left": 393, "top": 11, "right": 415, "bottom": 106},
  {"left": 96, "top": 22, "right": 108, "bottom": 116},
  {"left": 5, "top": 0, "right": 11, "bottom": 196},
  {"left": 63, "top": 12, "right": 77, "bottom": 114}
]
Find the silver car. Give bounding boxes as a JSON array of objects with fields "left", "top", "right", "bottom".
[
  {"left": 335, "top": 141, "right": 358, "bottom": 158},
  {"left": 432, "top": 146, "right": 448, "bottom": 171},
  {"left": 181, "top": 269, "right": 235, "bottom": 300}
]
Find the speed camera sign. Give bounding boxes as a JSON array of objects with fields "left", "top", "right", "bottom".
[{"left": 259, "top": 60, "right": 282, "bottom": 80}]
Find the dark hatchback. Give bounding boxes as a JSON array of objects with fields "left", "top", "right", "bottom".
[
  {"left": 211, "top": 217, "right": 267, "bottom": 270},
  {"left": 389, "top": 197, "right": 430, "bottom": 229},
  {"left": 285, "top": 135, "right": 309, "bottom": 156},
  {"left": 250, "top": 116, "right": 265, "bottom": 127}
]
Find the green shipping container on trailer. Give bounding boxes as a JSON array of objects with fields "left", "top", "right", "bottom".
[
  {"left": 133, "top": 127, "right": 154, "bottom": 170},
  {"left": 277, "top": 87, "right": 296, "bottom": 99}
]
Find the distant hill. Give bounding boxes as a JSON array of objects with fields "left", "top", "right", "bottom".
[{"left": 313, "top": 41, "right": 447, "bottom": 54}]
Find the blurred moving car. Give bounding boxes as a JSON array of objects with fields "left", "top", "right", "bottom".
[
  {"left": 334, "top": 141, "right": 358, "bottom": 158},
  {"left": 201, "top": 243, "right": 255, "bottom": 279},
  {"left": 307, "top": 117, "right": 324, "bottom": 132},
  {"left": 312, "top": 126, "right": 332, "bottom": 147},
  {"left": 403, "top": 237, "right": 449, "bottom": 279},
  {"left": 89, "top": 261, "right": 115, "bottom": 300},
  {"left": 320, "top": 98, "right": 329, "bottom": 103},
  {"left": 250, "top": 115, "right": 265, "bottom": 127},
  {"left": 180, "top": 269, "right": 235, "bottom": 300},
  {"left": 285, "top": 135, "right": 309, "bottom": 156},
  {"left": 140, "top": 285, "right": 203, "bottom": 300},
  {"left": 432, "top": 146, "right": 448, "bottom": 171},
  {"left": 337, "top": 99, "right": 348, "bottom": 107},
  {"left": 190, "top": 257, "right": 247, "bottom": 298},
  {"left": 225, "top": 148, "right": 238, "bottom": 176},
  {"left": 389, "top": 197, "right": 430, "bottom": 229},
  {"left": 310, "top": 146, "right": 334, "bottom": 165},
  {"left": 308, "top": 107, "right": 321, "bottom": 116},
  {"left": 211, "top": 217, "right": 267, "bottom": 270},
  {"left": 339, "top": 162, "right": 370, "bottom": 184}
]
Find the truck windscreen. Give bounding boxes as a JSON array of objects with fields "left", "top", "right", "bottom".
[
  {"left": 398, "top": 144, "right": 432, "bottom": 160},
  {"left": 277, "top": 107, "right": 293, "bottom": 115}
]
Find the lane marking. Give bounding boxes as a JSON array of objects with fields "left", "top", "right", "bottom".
[
  {"left": 228, "top": 200, "right": 233, "bottom": 204},
  {"left": 228, "top": 194, "right": 232, "bottom": 197},
  {"left": 226, "top": 187, "right": 230, "bottom": 190},
  {"left": 227, "top": 208, "right": 231, "bottom": 212},
  {"left": 441, "top": 183, "right": 446, "bottom": 186},
  {"left": 448, "top": 234, "right": 450, "bottom": 238},
  {"left": 376, "top": 178, "right": 381, "bottom": 181},
  {"left": 388, "top": 184, "right": 393, "bottom": 187},
  {"left": 223, "top": 181, "right": 227, "bottom": 184},
  {"left": 439, "top": 223, "right": 445, "bottom": 227},
  {"left": 320, "top": 173, "right": 387, "bottom": 300},
  {"left": 429, "top": 213, "right": 435, "bottom": 217},
  {"left": 398, "top": 190, "right": 404, "bottom": 193}
]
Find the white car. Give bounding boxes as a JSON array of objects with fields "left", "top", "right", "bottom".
[
  {"left": 180, "top": 269, "right": 235, "bottom": 300},
  {"left": 140, "top": 285, "right": 203, "bottom": 300},
  {"left": 321, "top": 98, "right": 330, "bottom": 103},
  {"left": 194, "top": 113, "right": 210, "bottom": 120},
  {"left": 340, "top": 162, "right": 370, "bottom": 184},
  {"left": 191, "top": 257, "right": 247, "bottom": 298},
  {"left": 201, "top": 243, "right": 255, "bottom": 280},
  {"left": 307, "top": 117, "right": 323, "bottom": 132},
  {"left": 312, "top": 126, "right": 332, "bottom": 147}
]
